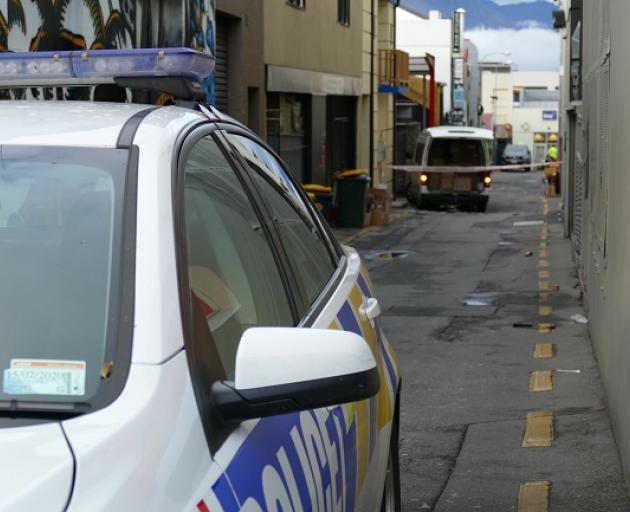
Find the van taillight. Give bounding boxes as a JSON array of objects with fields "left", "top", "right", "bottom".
[
  {"left": 483, "top": 173, "right": 492, "bottom": 187},
  {"left": 419, "top": 173, "right": 428, "bottom": 184}
]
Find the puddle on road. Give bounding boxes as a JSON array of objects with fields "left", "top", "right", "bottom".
[
  {"left": 513, "top": 220, "right": 544, "bottom": 227},
  {"left": 462, "top": 293, "right": 497, "bottom": 307},
  {"left": 365, "top": 250, "right": 413, "bottom": 261}
]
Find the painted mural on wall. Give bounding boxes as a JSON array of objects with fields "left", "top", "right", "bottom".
[{"left": 0, "top": 0, "right": 215, "bottom": 103}]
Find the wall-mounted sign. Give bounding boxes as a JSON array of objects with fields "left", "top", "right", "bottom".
[
  {"left": 453, "top": 85, "right": 465, "bottom": 109},
  {"left": 542, "top": 110, "right": 558, "bottom": 120},
  {"left": 453, "top": 58, "right": 465, "bottom": 84},
  {"left": 453, "top": 10, "right": 465, "bottom": 55}
]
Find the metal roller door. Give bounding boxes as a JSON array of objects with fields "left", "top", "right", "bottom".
[{"left": 215, "top": 17, "right": 229, "bottom": 113}]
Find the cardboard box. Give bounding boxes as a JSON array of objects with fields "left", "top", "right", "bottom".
[{"left": 369, "top": 187, "right": 391, "bottom": 226}]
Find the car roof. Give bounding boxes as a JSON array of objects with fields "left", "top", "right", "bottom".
[
  {"left": 425, "top": 126, "right": 494, "bottom": 141},
  {"left": 0, "top": 101, "right": 205, "bottom": 148}
]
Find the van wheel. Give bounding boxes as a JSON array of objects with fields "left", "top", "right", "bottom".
[
  {"left": 476, "top": 202, "right": 488, "bottom": 213},
  {"left": 380, "top": 419, "right": 401, "bottom": 512}
]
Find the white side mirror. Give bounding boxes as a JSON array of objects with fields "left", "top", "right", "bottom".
[{"left": 212, "top": 328, "right": 379, "bottom": 421}]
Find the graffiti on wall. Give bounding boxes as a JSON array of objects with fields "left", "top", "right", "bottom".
[{"left": 0, "top": 0, "right": 215, "bottom": 102}]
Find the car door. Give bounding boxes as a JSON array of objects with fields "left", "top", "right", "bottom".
[
  {"left": 220, "top": 130, "right": 400, "bottom": 511},
  {"left": 174, "top": 127, "right": 348, "bottom": 511}
]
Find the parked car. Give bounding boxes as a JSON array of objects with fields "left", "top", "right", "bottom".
[
  {"left": 407, "top": 126, "right": 494, "bottom": 212},
  {"left": 0, "top": 48, "right": 401, "bottom": 511},
  {"left": 501, "top": 144, "right": 532, "bottom": 171}
]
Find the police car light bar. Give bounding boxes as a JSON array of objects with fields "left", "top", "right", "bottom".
[{"left": 0, "top": 48, "right": 214, "bottom": 95}]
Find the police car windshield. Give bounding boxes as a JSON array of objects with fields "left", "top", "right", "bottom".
[{"left": 0, "top": 146, "right": 129, "bottom": 407}]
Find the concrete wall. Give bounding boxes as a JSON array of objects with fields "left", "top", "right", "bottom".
[
  {"left": 562, "top": 0, "right": 630, "bottom": 491},
  {"left": 356, "top": 0, "right": 395, "bottom": 190},
  {"left": 264, "top": 0, "right": 362, "bottom": 78},
  {"left": 396, "top": 7, "right": 452, "bottom": 114},
  {"left": 216, "top": 0, "right": 264, "bottom": 135}
]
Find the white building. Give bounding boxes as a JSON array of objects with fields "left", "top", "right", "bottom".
[
  {"left": 480, "top": 66, "right": 559, "bottom": 161},
  {"left": 396, "top": 6, "right": 453, "bottom": 114}
]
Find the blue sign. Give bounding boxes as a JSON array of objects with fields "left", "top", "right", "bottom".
[{"left": 543, "top": 110, "right": 558, "bottom": 120}]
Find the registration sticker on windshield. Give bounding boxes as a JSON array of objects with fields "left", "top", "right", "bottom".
[{"left": 3, "top": 359, "right": 86, "bottom": 396}]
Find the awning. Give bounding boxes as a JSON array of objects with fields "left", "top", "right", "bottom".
[{"left": 267, "top": 65, "right": 362, "bottom": 96}]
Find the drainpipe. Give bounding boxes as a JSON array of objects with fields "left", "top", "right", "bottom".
[
  {"left": 392, "top": 0, "right": 400, "bottom": 196},
  {"left": 426, "top": 53, "right": 436, "bottom": 127},
  {"left": 369, "top": 0, "right": 375, "bottom": 183}
]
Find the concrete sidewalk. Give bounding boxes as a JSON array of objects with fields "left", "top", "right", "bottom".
[{"left": 336, "top": 173, "right": 630, "bottom": 511}]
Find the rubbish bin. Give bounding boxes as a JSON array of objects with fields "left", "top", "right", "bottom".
[
  {"left": 335, "top": 169, "right": 370, "bottom": 228},
  {"left": 303, "top": 184, "right": 334, "bottom": 223}
]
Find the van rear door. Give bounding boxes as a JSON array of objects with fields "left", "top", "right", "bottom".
[{"left": 427, "top": 137, "right": 487, "bottom": 192}]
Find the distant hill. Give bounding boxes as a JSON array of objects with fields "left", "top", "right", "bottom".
[{"left": 400, "top": 0, "right": 555, "bottom": 30}]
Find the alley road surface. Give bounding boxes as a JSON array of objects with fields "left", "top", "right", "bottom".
[{"left": 342, "top": 171, "right": 630, "bottom": 511}]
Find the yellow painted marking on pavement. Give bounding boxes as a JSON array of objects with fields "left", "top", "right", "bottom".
[
  {"left": 539, "top": 242, "right": 547, "bottom": 249},
  {"left": 534, "top": 343, "right": 555, "bottom": 359},
  {"left": 529, "top": 370, "right": 553, "bottom": 392},
  {"left": 539, "top": 281, "right": 550, "bottom": 291},
  {"left": 538, "top": 270, "right": 550, "bottom": 279},
  {"left": 518, "top": 481, "right": 550, "bottom": 512},
  {"left": 539, "top": 306, "right": 552, "bottom": 317},
  {"left": 538, "top": 323, "right": 555, "bottom": 333},
  {"left": 522, "top": 411, "right": 554, "bottom": 447},
  {"left": 539, "top": 292, "right": 549, "bottom": 302},
  {"left": 540, "top": 233, "right": 548, "bottom": 241},
  {"left": 341, "top": 226, "right": 372, "bottom": 245},
  {"left": 539, "top": 249, "right": 548, "bottom": 258},
  {"left": 538, "top": 260, "right": 549, "bottom": 268}
]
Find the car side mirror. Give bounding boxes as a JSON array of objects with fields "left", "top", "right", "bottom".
[{"left": 212, "top": 327, "right": 380, "bottom": 422}]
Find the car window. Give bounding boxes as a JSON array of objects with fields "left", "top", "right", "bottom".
[
  {"left": 228, "top": 135, "right": 303, "bottom": 202},
  {"left": 0, "top": 146, "right": 129, "bottom": 406},
  {"left": 428, "top": 138, "right": 485, "bottom": 166},
  {"left": 182, "top": 136, "right": 294, "bottom": 379},
  {"left": 226, "top": 135, "right": 337, "bottom": 315},
  {"left": 415, "top": 133, "right": 428, "bottom": 164}
]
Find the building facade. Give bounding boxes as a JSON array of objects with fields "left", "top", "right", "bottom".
[
  {"left": 557, "top": 0, "right": 630, "bottom": 489},
  {"left": 480, "top": 66, "right": 559, "bottom": 160},
  {"left": 234, "top": 0, "right": 398, "bottom": 190},
  {"left": 396, "top": 7, "right": 452, "bottom": 116},
  {"left": 464, "top": 38, "right": 481, "bottom": 127}
]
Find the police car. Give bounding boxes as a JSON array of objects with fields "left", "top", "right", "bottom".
[{"left": 0, "top": 48, "right": 401, "bottom": 511}]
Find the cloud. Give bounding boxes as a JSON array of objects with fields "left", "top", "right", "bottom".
[{"left": 466, "top": 27, "right": 560, "bottom": 71}]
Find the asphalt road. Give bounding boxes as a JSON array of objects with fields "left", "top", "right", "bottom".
[{"left": 343, "top": 171, "right": 630, "bottom": 511}]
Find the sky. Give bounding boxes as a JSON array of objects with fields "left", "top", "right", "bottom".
[{"left": 468, "top": 0, "right": 560, "bottom": 71}]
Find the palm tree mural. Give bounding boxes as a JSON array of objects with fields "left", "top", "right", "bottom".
[
  {"left": 81, "top": 0, "right": 125, "bottom": 49},
  {"left": 29, "top": 0, "right": 87, "bottom": 52},
  {"left": 0, "top": 0, "right": 26, "bottom": 52}
]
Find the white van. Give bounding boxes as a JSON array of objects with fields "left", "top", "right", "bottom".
[{"left": 406, "top": 127, "right": 495, "bottom": 212}]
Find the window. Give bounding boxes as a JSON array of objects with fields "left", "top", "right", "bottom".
[
  {"left": 182, "top": 136, "right": 293, "bottom": 380},
  {"left": 227, "top": 134, "right": 336, "bottom": 315},
  {"left": 338, "top": 0, "right": 350, "bottom": 26},
  {"left": 0, "top": 146, "right": 130, "bottom": 407},
  {"left": 428, "top": 138, "right": 486, "bottom": 166},
  {"left": 287, "top": 0, "right": 305, "bottom": 9}
]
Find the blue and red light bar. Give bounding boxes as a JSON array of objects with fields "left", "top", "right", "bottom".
[{"left": 0, "top": 48, "right": 214, "bottom": 88}]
